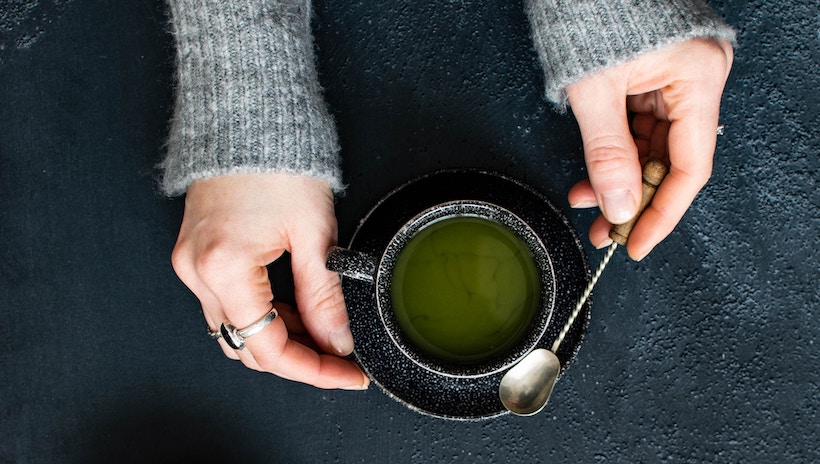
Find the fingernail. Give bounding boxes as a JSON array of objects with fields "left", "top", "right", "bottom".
[
  {"left": 329, "top": 325, "right": 354, "bottom": 356},
  {"left": 601, "top": 190, "right": 636, "bottom": 224},
  {"left": 595, "top": 237, "right": 614, "bottom": 249},
  {"left": 634, "top": 248, "right": 652, "bottom": 262},
  {"left": 570, "top": 199, "right": 598, "bottom": 208},
  {"left": 342, "top": 373, "right": 371, "bottom": 391}
]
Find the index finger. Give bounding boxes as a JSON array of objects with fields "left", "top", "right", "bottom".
[
  {"left": 626, "top": 92, "right": 720, "bottom": 259},
  {"left": 241, "top": 318, "right": 368, "bottom": 390},
  {"left": 196, "top": 244, "right": 367, "bottom": 389}
]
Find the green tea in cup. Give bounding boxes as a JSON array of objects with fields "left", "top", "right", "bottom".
[
  {"left": 390, "top": 216, "right": 540, "bottom": 365},
  {"left": 327, "top": 199, "right": 554, "bottom": 379}
]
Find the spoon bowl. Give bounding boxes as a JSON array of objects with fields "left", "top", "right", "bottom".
[{"left": 498, "top": 348, "right": 561, "bottom": 416}]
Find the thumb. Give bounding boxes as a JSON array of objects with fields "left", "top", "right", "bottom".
[
  {"left": 567, "top": 75, "right": 642, "bottom": 225},
  {"left": 290, "top": 221, "right": 353, "bottom": 357}
]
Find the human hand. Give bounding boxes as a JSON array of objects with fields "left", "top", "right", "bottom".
[
  {"left": 565, "top": 38, "right": 733, "bottom": 260},
  {"left": 171, "top": 173, "right": 369, "bottom": 390}
]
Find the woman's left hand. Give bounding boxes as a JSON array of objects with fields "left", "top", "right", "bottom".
[{"left": 566, "top": 38, "right": 734, "bottom": 260}]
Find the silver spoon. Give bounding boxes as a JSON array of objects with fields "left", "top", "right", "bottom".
[{"left": 499, "top": 159, "right": 668, "bottom": 416}]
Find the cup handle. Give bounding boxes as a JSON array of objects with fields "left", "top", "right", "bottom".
[{"left": 326, "top": 246, "right": 377, "bottom": 282}]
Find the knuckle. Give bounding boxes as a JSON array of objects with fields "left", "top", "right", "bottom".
[
  {"left": 253, "top": 345, "right": 288, "bottom": 371},
  {"left": 254, "top": 357, "right": 279, "bottom": 374},
  {"left": 301, "top": 275, "right": 346, "bottom": 317},
  {"left": 693, "top": 39, "right": 733, "bottom": 80},
  {"left": 193, "top": 238, "right": 237, "bottom": 284},
  {"left": 676, "top": 162, "right": 713, "bottom": 191},
  {"left": 317, "top": 277, "right": 346, "bottom": 308},
  {"left": 170, "top": 240, "right": 197, "bottom": 283},
  {"left": 704, "top": 54, "right": 728, "bottom": 78},
  {"left": 584, "top": 136, "right": 633, "bottom": 161},
  {"left": 172, "top": 231, "right": 238, "bottom": 287},
  {"left": 693, "top": 166, "right": 713, "bottom": 190},
  {"left": 584, "top": 139, "right": 635, "bottom": 174}
]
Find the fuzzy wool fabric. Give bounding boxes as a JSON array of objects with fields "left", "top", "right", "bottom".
[
  {"left": 161, "top": 0, "right": 734, "bottom": 196},
  {"left": 524, "top": 0, "right": 736, "bottom": 106},
  {"left": 161, "top": 0, "right": 342, "bottom": 196}
]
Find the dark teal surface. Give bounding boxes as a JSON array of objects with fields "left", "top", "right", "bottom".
[{"left": 1, "top": 0, "right": 817, "bottom": 462}]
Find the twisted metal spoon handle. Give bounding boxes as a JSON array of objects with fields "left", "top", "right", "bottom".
[{"left": 551, "top": 241, "right": 618, "bottom": 353}]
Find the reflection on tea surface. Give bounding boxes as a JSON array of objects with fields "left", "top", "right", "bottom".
[{"left": 391, "top": 216, "right": 539, "bottom": 364}]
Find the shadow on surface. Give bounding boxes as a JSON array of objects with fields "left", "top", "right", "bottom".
[{"left": 85, "top": 400, "right": 266, "bottom": 464}]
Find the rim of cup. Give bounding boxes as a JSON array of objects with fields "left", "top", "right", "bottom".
[{"left": 375, "top": 200, "right": 556, "bottom": 379}]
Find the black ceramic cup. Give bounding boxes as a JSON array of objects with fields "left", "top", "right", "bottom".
[
  {"left": 327, "top": 200, "right": 556, "bottom": 379},
  {"left": 323, "top": 170, "right": 589, "bottom": 419}
]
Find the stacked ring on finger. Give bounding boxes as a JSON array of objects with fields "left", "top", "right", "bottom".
[{"left": 207, "top": 306, "right": 279, "bottom": 350}]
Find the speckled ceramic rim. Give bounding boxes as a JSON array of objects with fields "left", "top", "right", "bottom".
[{"left": 375, "top": 200, "right": 556, "bottom": 379}]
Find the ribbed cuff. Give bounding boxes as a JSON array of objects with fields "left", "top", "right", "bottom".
[
  {"left": 525, "top": 0, "right": 736, "bottom": 107},
  {"left": 161, "top": 0, "right": 342, "bottom": 196}
]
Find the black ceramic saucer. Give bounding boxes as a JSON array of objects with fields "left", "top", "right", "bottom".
[{"left": 342, "top": 170, "right": 590, "bottom": 420}]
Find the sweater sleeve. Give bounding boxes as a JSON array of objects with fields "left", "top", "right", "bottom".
[
  {"left": 524, "top": 0, "right": 736, "bottom": 107},
  {"left": 160, "top": 0, "right": 342, "bottom": 196}
]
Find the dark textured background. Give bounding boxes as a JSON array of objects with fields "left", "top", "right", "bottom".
[{"left": 1, "top": 0, "right": 817, "bottom": 462}]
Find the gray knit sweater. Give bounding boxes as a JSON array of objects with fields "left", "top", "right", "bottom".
[{"left": 161, "top": 0, "right": 734, "bottom": 196}]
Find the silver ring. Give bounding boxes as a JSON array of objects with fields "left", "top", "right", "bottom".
[
  {"left": 220, "top": 307, "right": 279, "bottom": 350},
  {"left": 717, "top": 124, "right": 725, "bottom": 136},
  {"left": 208, "top": 328, "right": 222, "bottom": 340}
]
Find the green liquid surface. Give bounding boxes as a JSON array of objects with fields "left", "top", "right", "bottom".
[{"left": 391, "top": 216, "right": 540, "bottom": 364}]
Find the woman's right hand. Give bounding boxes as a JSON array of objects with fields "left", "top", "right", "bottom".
[{"left": 170, "top": 173, "right": 370, "bottom": 390}]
